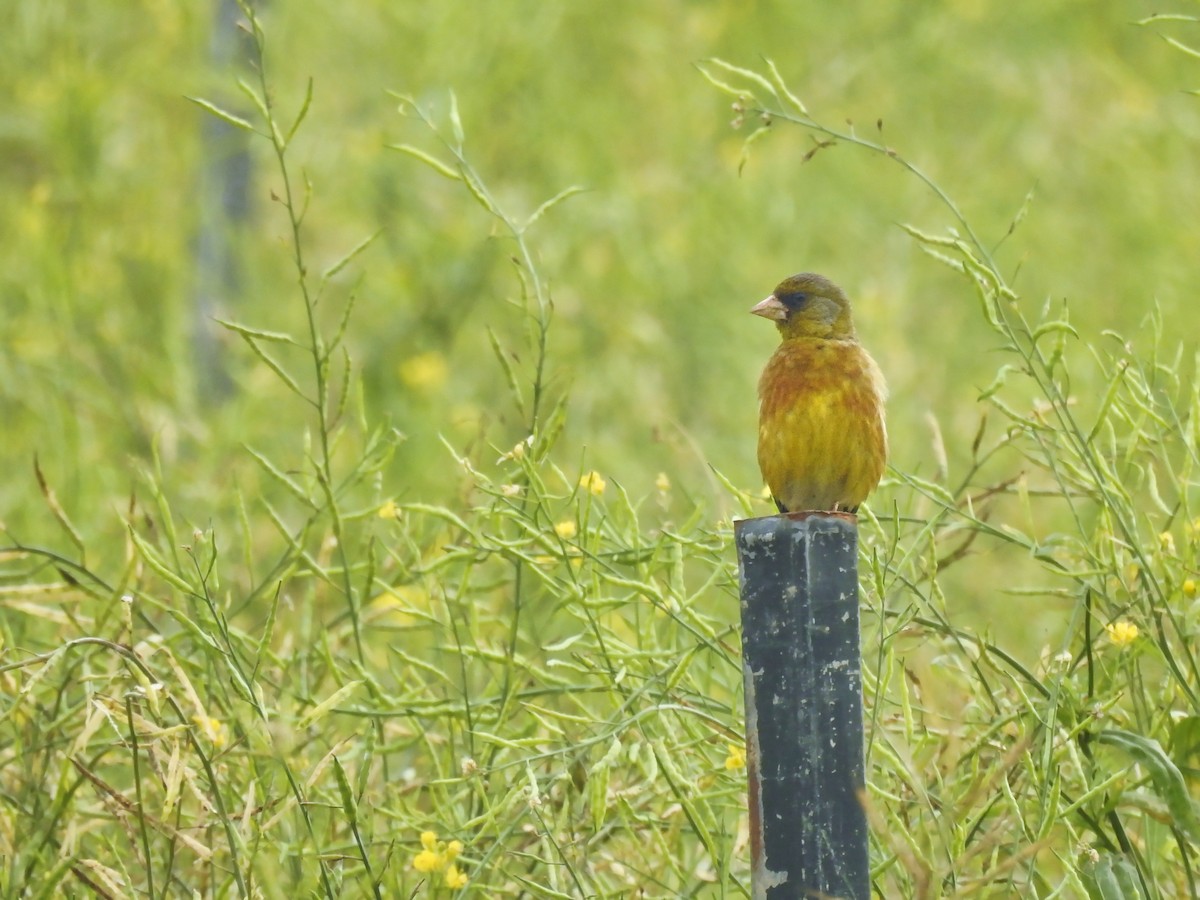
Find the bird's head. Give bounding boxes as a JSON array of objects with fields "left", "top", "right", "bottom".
[{"left": 750, "top": 272, "right": 856, "bottom": 340}]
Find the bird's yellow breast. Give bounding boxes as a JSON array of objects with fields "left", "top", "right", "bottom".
[{"left": 757, "top": 337, "right": 888, "bottom": 512}]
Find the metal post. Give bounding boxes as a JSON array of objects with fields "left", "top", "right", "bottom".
[
  {"left": 734, "top": 513, "right": 869, "bottom": 900},
  {"left": 192, "top": 0, "right": 257, "bottom": 402}
]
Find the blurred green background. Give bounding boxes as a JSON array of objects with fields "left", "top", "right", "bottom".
[
  {"left": 4, "top": 3, "right": 1200, "bottom": 893},
  {"left": 3, "top": 0, "right": 1197, "bottom": 544}
]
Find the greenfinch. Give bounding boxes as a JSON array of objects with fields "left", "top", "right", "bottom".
[{"left": 752, "top": 273, "right": 887, "bottom": 513}]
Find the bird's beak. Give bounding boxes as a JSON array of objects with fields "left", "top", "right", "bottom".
[{"left": 750, "top": 294, "right": 787, "bottom": 321}]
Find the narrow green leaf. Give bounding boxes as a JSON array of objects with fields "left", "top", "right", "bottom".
[
  {"left": 231, "top": 331, "right": 308, "bottom": 399},
  {"left": 899, "top": 222, "right": 961, "bottom": 248},
  {"left": 1096, "top": 728, "right": 1200, "bottom": 842},
  {"left": 487, "top": 328, "right": 526, "bottom": 418},
  {"left": 388, "top": 89, "right": 415, "bottom": 113},
  {"left": 897, "top": 472, "right": 957, "bottom": 507},
  {"left": 236, "top": 77, "right": 271, "bottom": 124},
  {"left": 665, "top": 643, "right": 701, "bottom": 693},
  {"left": 322, "top": 229, "right": 382, "bottom": 282},
  {"left": 33, "top": 456, "right": 85, "bottom": 557},
  {"left": 738, "top": 124, "right": 774, "bottom": 176},
  {"left": 128, "top": 528, "right": 197, "bottom": 595},
  {"left": 327, "top": 289, "right": 359, "bottom": 357},
  {"left": 286, "top": 77, "right": 314, "bottom": 146},
  {"left": 704, "top": 57, "right": 779, "bottom": 102},
  {"left": 1079, "top": 852, "right": 1146, "bottom": 899},
  {"left": 654, "top": 741, "right": 717, "bottom": 862},
  {"left": 214, "top": 317, "right": 299, "bottom": 345},
  {"left": 298, "top": 681, "right": 362, "bottom": 731},
  {"left": 387, "top": 143, "right": 462, "bottom": 180},
  {"left": 460, "top": 167, "right": 499, "bottom": 215},
  {"left": 764, "top": 57, "right": 808, "bottom": 114},
  {"left": 535, "top": 393, "right": 569, "bottom": 460},
  {"left": 1145, "top": 464, "right": 1173, "bottom": 517},
  {"left": 245, "top": 445, "right": 316, "bottom": 507},
  {"left": 969, "top": 273, "right": 1004, "bottom": 331},
  {"left": 1135, "top": 13, "right": 1200, "bottom": 24},
  {"left": 978, "top": 364, "right": 1019, "bottom": 400},
  {"left": 332, "top": 344, "right": 352, "bottom": 426},
  {"left": 523, "top": 185, "right": 586, "bottom": 232},
  {"left": 1007, "top": 188, "right": 1036, "bottom": 234},
  {"left": 448, "top": 88, "right": 465, "bottom": 147},
  {"left": 589, "top": 754, "right": 611, "bottom": 833},
  {"left": 694, "top": 61, "right": 752, "bottom": 100},
  {"left": 707, "top": 464, "right": 756, "bottom": 518},
  {"left": 331, "top": 755, "right": 358, "bottom": 824},
  {"left": 251, "top": 583, "right": 282, "bottom": 682},
  {"left": 185, "top": 96, "right": 257, "bottom": 133},
  {"left": 1164, "top": 35, "right": 1200, "bottom": 60},
  {"left": 1085, "top": 362, "right": 1128, "bottom": 445},
  {"left": 1032, "top": 320, "right": 1079, "bottom": 341},
  {"left": 400, "top": 501, "right": 475, "bottom": 535}
]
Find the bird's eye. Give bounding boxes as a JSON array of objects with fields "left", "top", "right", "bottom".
[{"left": 777, "top": 291, "right": 808, "bottom": 310}]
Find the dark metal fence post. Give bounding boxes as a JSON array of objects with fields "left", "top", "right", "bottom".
[{"left": 734, "top": 513, "right": 868, "bottom": 900}]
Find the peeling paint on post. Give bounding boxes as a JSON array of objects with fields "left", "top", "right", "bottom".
[{"left": 734, "top": 512, "right": 868, "bottom": 900}]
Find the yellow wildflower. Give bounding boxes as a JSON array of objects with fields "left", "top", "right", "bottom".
[
  {"left": 411, "top": 830, "right": 468, "bottom": 886},
  {"left": 1125, "top": 562, "right": 1140, "bottom": 584},
  {"left": 554, "top": 520, "right": 577, "bottom": 540},
  {"left": 399, "top": 352, "right": 448, "bottom": 391},
  {"left": 579, "top": 470, "right": 607, "bottom": 496},
  {"left": 724, "top": 742, "right": 746, "bottom": 770},
  {"left": 445, "top": 864, "right": 469, "bottom": 889},
  {"left": 1184, "top": 579, "right": 1197, "bottom": 598},
  {"left": 1159, "top": 532, "right": 1176, "bottom": 554},
  {"left": 377, "top": 499, "right": 399, "bottom": 519},
  {"left": 412, "top": 849, "right": 440, "bottom": 873},
  {"left": 655, "top": 472, "right": 671, "bottom": 493},
  {"left": 417, "top": 830, "right": 446, "bottom": 873},
  {"left": 1105, "top": 620, "right": 1139, "bottom": 647},
  {"left": 192, "top": 715, "right": 228, "bottom": 749}
]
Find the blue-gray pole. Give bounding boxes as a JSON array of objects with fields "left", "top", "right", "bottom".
[{"left": 735, "top": 513, "right": 869, "bottom": 900}]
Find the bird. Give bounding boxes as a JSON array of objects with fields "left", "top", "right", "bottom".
[{"left": 752, "top": 272, "right": 888, "bottom": 514}]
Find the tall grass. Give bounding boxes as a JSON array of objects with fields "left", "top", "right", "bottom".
[
  {"left": 702, "top": 28, "right": 1200, "bottom": 895},
  {"left": 3, "top": 5, "right": 748, "bottom": 896},
  {"left": 2, "top": 3, "right": 1200, "bottom": 898}
]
